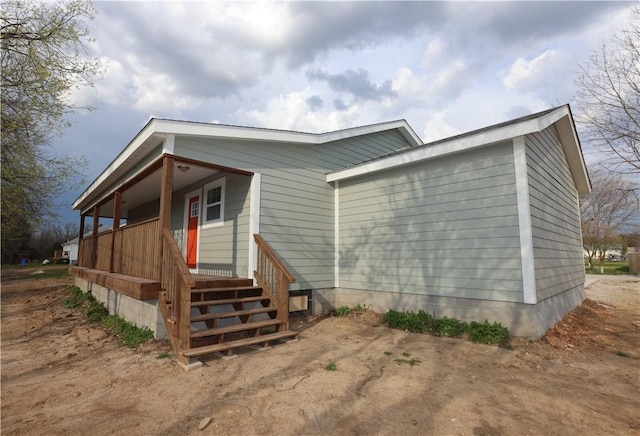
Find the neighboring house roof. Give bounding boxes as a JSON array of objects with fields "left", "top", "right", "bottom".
[
  {"left": 326, "top": 105, "right": 591, "bottom": 196},
  {"left": 72, "top": 119, "right": 421, "bottom": 212}
]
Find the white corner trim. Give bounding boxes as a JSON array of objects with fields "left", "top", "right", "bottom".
[
  {"left": 334, "top": 181, "right": 340, "bottom": 288},
  {"left": 248, "top": 173, "right": 261, "bottom": 282},
  {"left": 513, "top": 136, "right": 537, "bottom": 305},
  {"left": 162, "top": 134, "right": 175, "bottom": 155}
]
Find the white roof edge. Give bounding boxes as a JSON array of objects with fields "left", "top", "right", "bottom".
[
  {"left": 72, "top": 119, "right": 158, "bottom": 210},
  {"left": 74, "top": 118, "right": 421, "bottom": 211},
  {"left": 152, "top": 118, "right": 421, "bottom": 146},
  {"left": 326, "top": 106, "right": 586, "bottom": 184},
  {"left": 327, "top": 117, "right": 542, "bottom": 183}
]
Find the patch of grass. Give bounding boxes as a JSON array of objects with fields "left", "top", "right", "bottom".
[
  {"left": 352, "top": 303, "right": 366, "bottom": 312},
  {"left": 325, "top": 361, "right": 337, "bottom": 371},
  {"left": 394, "top": 358, "right": 421, "bottom": 366},
  {"left": 585, "top": 261, "right": 630, "bottom": 275},
  {"left": 468, "top": 320, "right": 510, "bottom": 345},
  {"left": 335, "top": 306, "right": 351, "bottom": 316},
  {"left": 615, "top": 350, "right": 630, "bottom": 358},
  {"left": 383, "top": 351, "right": 393, "bottom": 356},
  {"left": 64, "top": 286, "right": 153, "bottom": 349},
  {"left": 156, "top": 352, "right": 172, "bottom": 359},
  {"left": 8, "top": 265, "right": 70, "bottom": 280},
  {"left": 87, "top": 301, "right": 109, "bottom": 322},
  {"left": 101, "top": 316, "right": 154, "bottom": 348}
]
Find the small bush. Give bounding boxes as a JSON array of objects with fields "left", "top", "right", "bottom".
[
  {"left": 352, "top": 303, "right": 366, "bottom": 312},
  {"left": 335, "top": 306, "right": 351, "bottom": 316},
  {"left": 468, "top": 320, "right": 510, "bottom": 344},
  {"left": 383, "top": 309, "right": 434, "bottom": 333},
  {"left": 433, "top": 316, "right": 468, "bottom": 337}
]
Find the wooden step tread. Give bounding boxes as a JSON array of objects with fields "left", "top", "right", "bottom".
[
  {"left": 191, "top": 295, "right": 270, "bottom": 307},
  {"left": 191, "top": 306, "right": 275, "bottom": 322},
  {"left": 182, "top": 330, "right": 299, "bottom": 358},
  {"left": 191, "top": 285, "right": 261, "bottom": 294},
  {"left": 190, "top": 319, "right": 282, "bottom": 339}
]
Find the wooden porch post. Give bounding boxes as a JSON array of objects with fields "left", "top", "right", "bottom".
[
  {"left": 91, "top": 206, "right": 100, "bottom": 268},
  {"left": 110, "top": 191, "right": 122, "bottom": 273},
  {"left": 158, "top": 156, "right": 174, "bottom": 279},
  {"left": 92, "top": 206, "right": 100, "bottom": 236},
  {"left": 79, "top": 214, "right": 85, "bottom": 241}
]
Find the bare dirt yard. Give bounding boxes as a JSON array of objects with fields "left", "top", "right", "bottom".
[{"left": 1, "top": 267, "right": 639, "bottom": 435}]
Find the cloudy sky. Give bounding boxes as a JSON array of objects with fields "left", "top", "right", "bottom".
[{"left": 54, "top": 1, "right": 633, "bottom": 223}]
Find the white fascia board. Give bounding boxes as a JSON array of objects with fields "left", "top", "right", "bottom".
[
  {"left": 153, "top": 119, "right": 318, "bottom": 144},
  {"left": 326, "top": 106, "right": 583, "bottom": 183},
  {"left": 556, "top": 117, "right": 591, "bottom": 196},
  {"left": 72, "top": 119, "right": 158, "bottom": 210},
  {"left": 153, "top": 119, "right": 421, "bottom": 147},
  {"left": 321, "top": 120, "right": 422, "bottom": 147},
  {"left": 327, "top": 118, "right": 541, "bottom": 182}
]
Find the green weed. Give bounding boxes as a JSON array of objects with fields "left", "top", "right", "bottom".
[
  {"left": 468, "top": 320, "right": 510, "bottom": 345},
  {"left": 383, "top": 309, "right": 435, "bottom": 333},
  {"left": 394, "top": 358, "right": 421, "bottom": 366},
  {"left": 325, "top": 362, "right": 337, "bottom": 371},
  {"left": 335, "top": 306, "right": 351, "bottom": 316}
]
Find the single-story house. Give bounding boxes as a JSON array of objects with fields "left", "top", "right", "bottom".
[{"left": 70, "top": 104, "right": 590, "bottom": 366}]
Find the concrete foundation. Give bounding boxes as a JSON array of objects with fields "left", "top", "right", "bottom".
[
  {"left": 75, "top": 277, "right": 168, "bottom": 339},
  {"left": 320, "top": 285, "right": 585, "bottom": 338}
]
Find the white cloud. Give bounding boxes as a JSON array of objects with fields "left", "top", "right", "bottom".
[
  {"left": 503, "top": 50, "right": 559, "bottom": 91},
  {"left": 422, "top": 111, "right": 459, "bottom": 143}
]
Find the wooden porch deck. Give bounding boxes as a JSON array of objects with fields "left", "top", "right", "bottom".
[{"left": 69, "top": 266, "right": 253, "bottom": 300}]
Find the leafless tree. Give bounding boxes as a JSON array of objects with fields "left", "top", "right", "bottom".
[
  {"left": 581, "top": 169, "right": 639, "bottom": 270},
  {"left": 575, "top": 6, "right": 640, "bottom": 174}
]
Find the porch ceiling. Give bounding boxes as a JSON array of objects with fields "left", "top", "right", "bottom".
[{"left": 98, "top": 161, "right": 216, "bottom": 218}]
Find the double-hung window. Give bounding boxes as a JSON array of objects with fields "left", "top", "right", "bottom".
[{"left": 203, "top": 178, "right": 225, "bottom": 227}]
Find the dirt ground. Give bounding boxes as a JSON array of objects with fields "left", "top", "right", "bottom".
[{"left": 1, "top": 268, "right": 639, "bottom": 436}]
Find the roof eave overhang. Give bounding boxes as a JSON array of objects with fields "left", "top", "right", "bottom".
[
  {"left": 73, "top": 119, "right": 421, "bottom": 213},
  {"left": 327, "top": 106, "right": 591, "bottom": 197}
]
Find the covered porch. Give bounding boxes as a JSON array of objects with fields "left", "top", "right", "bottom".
[{"left": 71, "top": 153, "right": 298, "bottom": 366}]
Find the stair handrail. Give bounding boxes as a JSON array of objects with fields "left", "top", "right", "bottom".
[
  {"left": 160, "top": 228, "right": 195, "bottom": 365},
  {"left": 254, "top": 234, "right": 296, "bottom": 330}
]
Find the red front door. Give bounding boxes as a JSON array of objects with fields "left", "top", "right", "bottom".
[{"left": 186, "top": 196, "right": 199, "bottom": 268}]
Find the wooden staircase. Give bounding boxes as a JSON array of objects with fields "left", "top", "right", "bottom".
[
  {"left": 182, "top": 281, "right": 298, "bottom": 358},
  {"left": 158, "top": 231, "right": 298, "bottom": 366}
]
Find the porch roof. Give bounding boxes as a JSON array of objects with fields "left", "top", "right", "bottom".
[{"left": 73, "top": 119, "right": 422, "bottom": 214}]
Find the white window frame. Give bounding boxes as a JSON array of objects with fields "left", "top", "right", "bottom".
[{"left": 202, "top": 177, "right": 225, "bottom": 228}]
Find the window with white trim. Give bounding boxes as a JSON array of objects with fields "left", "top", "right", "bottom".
[{"left": 203, "top": 178, "right": 225, "bottom": 227}]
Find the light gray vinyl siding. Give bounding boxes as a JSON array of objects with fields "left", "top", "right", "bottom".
[
  {"left": 168, "top": 172, "right": 252, "bottom": 278},
  {"left": 339, "top": 141, "right": 525, "bottom": 303},
  {"left": 525, "top": 128, "right": 584, "bottom": 301},
  {"left": 174, "top": 130, "right": 412, "bottom": 290}
]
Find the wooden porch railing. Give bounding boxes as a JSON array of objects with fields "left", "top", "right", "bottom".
[
  {"left": 254, "top": 234, "right": 296, "bottom": 330},
  {"left": 160, "top": 228, "right": 195, "bottom": 364},
  {"left": 112, "top": 218, "right": 160, "bottom": 279},
  {"left": 78, "top": 218, "right": 160, "bottom": 279}
]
